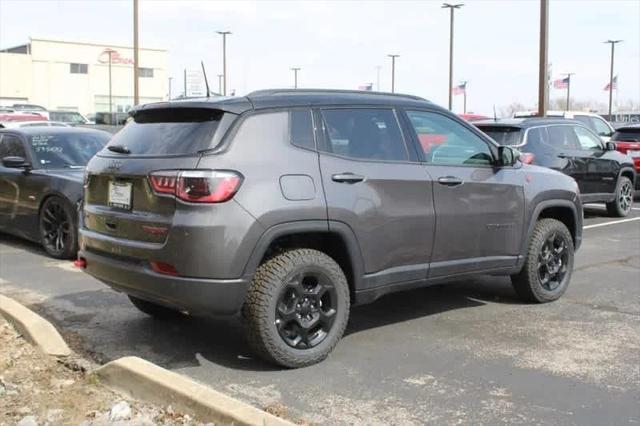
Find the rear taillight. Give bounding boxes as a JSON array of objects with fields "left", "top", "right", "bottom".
[
  {"left": 520, "top": 153, "right": 535, "bottom": 164},
  {"left": 149, "top": 170, "right": 242, "bottom": 203}
]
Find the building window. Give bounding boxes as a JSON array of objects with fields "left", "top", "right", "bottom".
[
  {"left": 139, "top": 67, "right": 154, "bottom": 78},
  {"left": 70, "top": 63, "right": 88, "bottom": 74}
]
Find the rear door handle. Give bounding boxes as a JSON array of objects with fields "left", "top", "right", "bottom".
[
  {"left": 332, "top": 173, "right": 365, "bottom": 184},
  {"left": 437, "top": 176, "right": 463, "bottom": 186},
  {"left": 558, "top": 153, "right": 568, "bottom": 158}
]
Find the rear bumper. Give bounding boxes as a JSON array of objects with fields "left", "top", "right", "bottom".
[{"left": 79, "top": 249, "right": 249, "bottom": 316}]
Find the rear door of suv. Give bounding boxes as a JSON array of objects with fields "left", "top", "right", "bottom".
[
  {"left": 404, "top": 110, "right": 525, "bottom": 277},
  {"left": 82, "top": 107, "right": 233, "bottom": 252},
  {"left": 316, "top": 107, "right": 435, "bottom": 289}
]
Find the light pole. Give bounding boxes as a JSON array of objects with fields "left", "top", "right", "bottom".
[
  {"left": 375, "top": 65, "right": 381, "bottom": 91},
  {"left": 133, "top": 0, "right": 139, "bottom": 105},
  {"left": 291, "top": 67, "right": 301, "bottom": 88},
  {"left": 442, "top": 3, "right": 463, "bottom": 111},
  {"left": 217, "top": 74, "right": 223, "bottom": 94},
  {"left": 216, "top": 30, "right": 231, "bottom": 95},
  {"left": 168, "top": 77, "right": 173, "bottom": 100},
  {"left": 604, "top": 40, "right": 622, "bottom": 120},
  {"left": 388, "top": 54, "right": 399, "bottom": 93},
  {"left": 537, "top": 0, "right": 549, "bottom": 117},
  {"left": 563, "top": 72, "right": 575, "bottom": 111}
]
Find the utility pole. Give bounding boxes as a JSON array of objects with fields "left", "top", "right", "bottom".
[
  {"left": 217, "top": 74, "right": 223, "bottom": 94},
  {"left": 133, "top": 0, "right": 139, "bottom": 105},
  {"left": 168, "top": 77, "right": 172, "bottom": 100},
  {"left": 442, "top": 3, "right": 464, "bottom": 110},
  {"left": 108, "top": 50, "right": 113, "bottom": 124},
  {"left": 564, "top": 72, "right": 575, "bottom": 111},
  {"left": 183, "top": 68, "right": 187, "bottom": 97},
  {"left": 291, "top": 67, "right": 301, "bottom": 88},
  {"left": 388, "top": 54, "right": 399, "bottom": 93},
  {"left": 375, "top": 65, "right": 381, "bottom": 91},
  {"left": 216, "top": 31, "right": 231, "bottom": 95},
  {"left": 604, "top": 40, "right": 622, "bottom": 120},
  {"left": 537, "top": 0, "right": 549, "bottom": 117}
]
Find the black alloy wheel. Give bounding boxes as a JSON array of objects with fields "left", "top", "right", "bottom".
[
  {"left": 537, "top": 233, "right": 569, "bottom": 291},
  {"left": 40, "top": 197, "right": 77, "bottom": 259},
  {"left": 275, "top": 270, "right": 338, "bottom": 349}
]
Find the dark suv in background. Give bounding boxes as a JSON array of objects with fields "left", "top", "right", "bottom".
[
  {"left": 475, "top": 118, "right": 636, "bottom": 216},
  {"left": 79, "top": 90, "right": 583, "bottom": 367}
]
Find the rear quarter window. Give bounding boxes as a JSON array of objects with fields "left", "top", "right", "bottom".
[{"left": 104, "top": 108, "right": 223, "bottom": 155}]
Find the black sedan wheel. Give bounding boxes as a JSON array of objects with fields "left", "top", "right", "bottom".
[{"left": 39, "top": 196, "right": 77, "bottom": 259}]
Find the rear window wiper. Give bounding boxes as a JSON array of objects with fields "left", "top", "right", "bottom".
[{"left": 107, "top": 144, "right": 131, "bottom": 154}]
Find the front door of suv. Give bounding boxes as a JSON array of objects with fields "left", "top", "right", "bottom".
[
  {"left": 316, "top": 107, "right": 435, "bottom": 289},
  {"left": 404, "top": 110, "right": 525, "bottom": 277},
  {"left": 571, "top": 124, "right": 618, "bottom": 195}
]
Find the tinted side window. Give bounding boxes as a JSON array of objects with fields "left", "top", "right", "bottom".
[
  {"left": 289, "top": 110, "right": 315, "bottom": 150},
  {"left": 407, "top": 110, "right": 493, "bottom": 166},
  {"left": 0, "top": 135, "right": 27, "bottom": 158},
  {"left": 546, "top": 126, "right": 580, "bottom": 150},
  {"left": 573, "top": 126, "right": 603, "bottom": 150},
  {"left": 320, "top": 109, "right": 408, "bottom": 161}
]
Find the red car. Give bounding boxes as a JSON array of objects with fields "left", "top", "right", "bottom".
[
  {"left": 459, "top": 113, "right": 490, "bottom": 122},
  {"left": 611, "top": 124, "right": 640, "bottom": 187},
  {"left": 0, "top": 112, "right": 47, "bottom": 122}
]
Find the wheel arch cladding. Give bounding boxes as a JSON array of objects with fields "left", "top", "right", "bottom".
[
  {"left": 243, "top": 221, "right": 365, "bottom": 298},
  {"left": 536, "top": 204, "right": 577, "bottom": 246},
  {"left": 619, "top": 168, "right": 636, "bottom": 186}
]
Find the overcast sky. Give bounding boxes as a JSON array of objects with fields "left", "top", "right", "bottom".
[{"left": 1, "top": 0, "right": 638, "bottom": 115}]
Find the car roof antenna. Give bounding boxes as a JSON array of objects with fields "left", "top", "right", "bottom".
[
  {"left": 493, "top": 104, "right": 497, "bottom": 121},
  {"left": 201, "top": 60, "right": 211, "bottom": 98}
]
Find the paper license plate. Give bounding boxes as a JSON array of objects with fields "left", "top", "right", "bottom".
[
  {"left": 627, "top": 150, "right": 640, "bottom": 157},
  {"left": 108, "top": 181, "right": 132, "bottom": 210}
]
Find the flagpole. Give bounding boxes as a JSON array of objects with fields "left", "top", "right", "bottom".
[
  {"left": 564, "top": 72, "right": 574, "bottom": 111},
  {"left": 604, "top": 40, "right": 622, "bottom": 120}
]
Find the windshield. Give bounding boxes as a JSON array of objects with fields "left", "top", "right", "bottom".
[
  {"left": 476, "top": 126, "right": 523, "bottom": 146},
  {"left": 104, "top": 108, "right": 222, "bottom": 155},
  {"left": 29, "top": 132, "right": 110, "bottom": 168},
  {"left": 51, "top": 112, "right": 86, "bottom": 124}
]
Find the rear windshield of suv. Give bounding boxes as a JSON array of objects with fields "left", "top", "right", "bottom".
[
  {"left": 612, "top": 129, "right": 640, "bottom": 142},
  {"left": 476, "top": 126, "right": 523, "bottom": 146},
  {"left": 104, "top": 108, "right": 222, "bottom": 155}
]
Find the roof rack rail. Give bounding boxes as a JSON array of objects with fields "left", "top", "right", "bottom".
[{"left": 247, "top": 88, "right": 426, "bottom": 102}]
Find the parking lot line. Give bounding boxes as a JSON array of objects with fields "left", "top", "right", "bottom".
[{"left": 583, "top": 217, "right": 640, "bottom": 230}]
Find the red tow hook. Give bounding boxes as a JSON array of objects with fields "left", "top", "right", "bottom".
[{"left": 74, "top": 258, "right": 87, "bottom": 269}]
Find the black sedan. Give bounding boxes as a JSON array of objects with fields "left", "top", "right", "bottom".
[{"left": 0, "top": 127, "right": 111, "bottom": 258}]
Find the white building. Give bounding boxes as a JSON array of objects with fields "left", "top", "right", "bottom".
[{"left": 0, "top": 37, "right": 168, "bottom": 115}]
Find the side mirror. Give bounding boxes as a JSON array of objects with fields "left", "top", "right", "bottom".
[
  {"left": 497, "top": 146, "right": 518, "bottom": 167},
  {"left": 2, "top": 156, "right": 30, "bottom": 169},
  {"left": 605, "top": 141, "right": 617, "bottom": 151}
]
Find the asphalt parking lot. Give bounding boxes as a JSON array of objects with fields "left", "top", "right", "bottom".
[{"left": 1, "top": 204, "right": 639, "bottom": 425}]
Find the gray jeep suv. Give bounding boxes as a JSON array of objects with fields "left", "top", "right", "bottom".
[{"left": 79, "top": 90, "right": 583, "bottom": 368}]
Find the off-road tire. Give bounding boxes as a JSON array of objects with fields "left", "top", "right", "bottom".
[
  {"left": 606, "top": 176, "right": 633, "bottom": 217},
  {"left": 128, "top": 295, "right": 184, "bottom": 319},
  {"left": 511, "top": 218, "right": 574, "bottom": 303},
  {"left": 39, "top": 196, "right": 77, "bottom": 259},
  {"left": 242, "top": 249, "right": 350, "bottom": 368}
]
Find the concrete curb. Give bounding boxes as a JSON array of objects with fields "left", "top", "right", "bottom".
[
  {"left": 96, "top": 356, "right": 294, "bottom": 426},
  {"left": 0, "top": 294, "right": 71, "bottom": 357}
]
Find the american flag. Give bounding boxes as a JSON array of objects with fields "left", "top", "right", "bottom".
[
  {"left": 358, "top": 83, "right": 373, "bottom": 91},
  {"left": 452, "top": 81, "right": 467, "bottom": 95},
  {"left": 604, "top": 75, "right": 618, "bottom": 91},
  {"left": 553, "top": 77, "right": 569, "bottom": 89}
]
